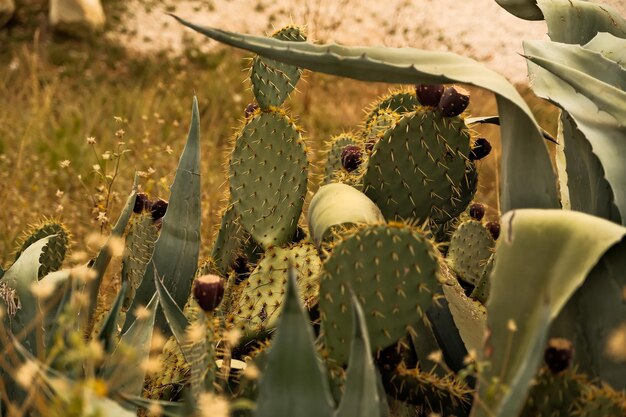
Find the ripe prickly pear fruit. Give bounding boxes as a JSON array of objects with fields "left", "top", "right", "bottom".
[
  {"left": 438, "top": 86, "right": 470, "bottom": 117},
  {"left": 469, "top": 203, "right": 486, "bottom": 221},
  {"left": 150, "top": 199, "right": 168, "bottom": 221},
  {"left": 544, "top": 338, "right": 574, "bottom": 374},
  {"left": 415, "top": 84, "right": 445, "bottom": 107},
  {"left": 485, "top": 221, "right": 500, "bottom": 240},
  {"left": 341, "top": 145, "right": 362, "bottom": 172},
  {"left": 244, "top": 102, "right": 258, "bottom": 118},
  {"left": 470, "top": 138, "right": 492, "bottom": 161},
  {"left": 134, "top": 192, "right": 150, "bottom": 213},
  {"left": 193, "top": 274, "right": 225, "bottom": 312}
]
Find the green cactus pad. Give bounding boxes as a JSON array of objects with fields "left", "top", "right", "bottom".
[
  {"left": 229, "top": 242, "right": 321, "bottom": 337},
  {"left": 250, "top": 26, "right": 306, "bottom": 109},
  {"left": 319, "top": 223, "right": 441, "bottom": 364},
  {"left": 121, "top": 212, "right": 160, "bottom": 312},
  {"left": 323, "top": 133, "right": 360, "bottom": 184},
  {"left": 363, "top": 109, "right": 474, "bottom": 225},
  {"left": 210, "top": 204, "right": 248, "bottom": 275},
  {"left": 363, "top": 110, "right": 401, "bottom": 149},
  {"left": 446, "top": 219, "right": 495, "bottom": 285},
  {"left": 364, "top": 89, "right": 420, "bottom": 125},
  {"left": 15, "top": 220, "right": 69, "bottom": 279},
  {"left": 382, "top": 364, "right": 472, "bottom": 411},
  {"left": 229, "top": 110, "right": 308, "bottom": 249},
  {"left": 520, "top": 367, "right": 585, "bottom": 417}
]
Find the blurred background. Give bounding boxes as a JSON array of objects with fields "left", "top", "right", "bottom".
[{"left": 2, "top": 0, "right": 621, "bottom": 268}]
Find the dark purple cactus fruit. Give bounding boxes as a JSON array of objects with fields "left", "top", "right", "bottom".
[
  {"left": 341, "top": 145, "right": 362, "bottom": 172},
  {"left": 469, "top": 138, "right": 492, "bottom": 161},
  {"left": 469, "top": 203, "right": 486, "bottom": 221},
  {"left": 193, "top": 274, "right": 225, "bottom": 312},
  {"left": 244, "top": 102, "right": 259, "bottom": 118},
  {"left": 544, "top": 338, "right": 574, "bottom": 374},
  {"left": 415, "top": 84, "right": 445, "bottom": 107},
  {"left": 133, "top": 193, "right": 150, "bottom": 214},
  {"left": 438, "top": 86, "right": 470, "bottom": 117},
  {"left": 150, "top": 198, "right": 168, "bottom": 221},
  {"left": 485, "top": 221, "right": 501, "bottom": 240}
]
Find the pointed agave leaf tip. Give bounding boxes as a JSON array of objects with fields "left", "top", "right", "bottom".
[{"left": 350, "top": 288, "right": 370, "bottom": 344}]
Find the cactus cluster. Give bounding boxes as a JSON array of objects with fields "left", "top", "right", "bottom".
[{"left": 2, "top": 2, "right": 626, "bottom": 416}]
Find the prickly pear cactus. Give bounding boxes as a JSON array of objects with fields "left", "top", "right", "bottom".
[
  {"left": 228, "top": 242, "right": 321, "bottom": 337},
  {"left": 363, "top": 109, "right": 476, "bottom": 226},
  {"left": 364, "top": 89, "right": 420, "bottom": 125},
  {"left": 520, "top": 367, "right": 584, "bottom": 417},
  {"left": 250, "top": 26, "right": 306, "bottom": 109},
  {"left": 319, "top": 222, "right": 442, "bottom": 363},
  {"left": 229, "top": 110, "right": 308, "bottom": 249},
  {"left": 446, "top": 219, "right": 495, "bottom": 285}
]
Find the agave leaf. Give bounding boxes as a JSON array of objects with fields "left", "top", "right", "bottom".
[
  {"left": 87, "top": 174, "right": 138, "bottom": 323},
  {"left": 255, "top": 267, "right": 335, "bottom": 417},
  {"left": 211, "top": 204, "right": 246, "bottom": 275},
  {"left": 495, "top": 0, "right": 543, "bottom": 20},
  {"left": 584, "top": 32, "right": 626, "bottom": 65},
  {"left": 97, "top": 281, "right": 128, "bottom": 353},
  {"left": 118, "top": 393, "right": 188, "bottom": 417},
  {"left": 336, "top": 292, "right": 386, "bottom": 417},
  {"left": 153, "top": 269, "right": 189, "bottom": 353},
  {"left": 551, "top": 239, "right": 626, "bottom": 389},
  {"left": 307, "top": 183, "right": 384, "bottom": 248},
  {"left": 537, "top": 0, "right": 626, "bottom": 44},
  {"left": 475, "top": 209, "right": 626, "bottom": 417},
  {"left": 466, "top": 115, "right": 557, "bottom": 144},
  {"left": 0, "top": 236, "right": 52, "bottom": 355},
  {"left": 558, "top": 112, "right": 619, "bottom": 222},
  {"left": 125, "top": 97, "right": 201, "bottom": 335},
  {"left": 172, "top": 15, "right": 558, "bottom": 213},
  {"left": 524, "top": 36, "right": 626, "bottom": 224},
  {"left": 101, "top": 293, "right": 158, "bottom": 398}
]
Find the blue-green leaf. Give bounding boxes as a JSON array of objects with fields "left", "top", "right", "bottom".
[
  {"left": 125, "top": 97, "right": 201, "bottom": 335},
  {"left": 255, "top": 267, "right": 334, "bottom": 417},
  {"left": 97, "top": 281, "right": 128, "bottom": 353}
]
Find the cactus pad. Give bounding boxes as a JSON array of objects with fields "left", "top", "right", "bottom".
[
  {"left": 446, "top": 219, "right": 495, "bottom": 285},
  {"left": 250, "top": 26, "right": 306, "bottom": 109},
  {"left": 364, "top": 89, "right": 420, "bottom": 125},
  {"left": 363, "top": 109, "right": 474, "bottom": 225},
  {"left": 14, "top": 220, "right": 69, "bottom": 279},
  {"left": 229, "top": 111, "right": 308, "bottom": 249},
  {"left": 520, "top": 368, "right": 584, "bottom": 417},
  {"left": 229, "top": 242, "right": 321, "bottom": 337},
  {"left": 319, "top": 223, "right": 441, "bottom": 363}
]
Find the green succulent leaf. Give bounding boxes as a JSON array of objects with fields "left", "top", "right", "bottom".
[
  {"left": 0, "top": 236, "right": 52, "bottom": 355},
  {"left": 524, "top": 36, "right": 626, "bottom": 224},
  {"left": 101, "top": 293, "right": 158, "bottom": 399},
  {"left": 153, "top": 269, "right": 190, "bottom": 353},
  {"left": 537, "top": 0, "right": 626, "bottom": 44},
  {"left": 172, "top": 15, "right": 558, "bottom": 213},
  {"left": 125, "top": 97, "right": 201, "bottom": 335},
  {"left": 307, "top": 183, "right": 384, "bottom": 248},
  {"left": 476, "top": 209, "right": 626, "bottom": 417},
  {"left": 255, "top": 267, "right": 335, "bottom": 417},
  {"left": 97, "top": 281, "right": 128, "bottom": 354},
  {"left": 336, "top": 292, "right": 386, "bottom": 417}
]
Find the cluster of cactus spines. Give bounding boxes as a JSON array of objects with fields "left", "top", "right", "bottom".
[
  {"left": 229, "top": 109, "right": 308, "bottom": 249},
  {"left": 364, "top": 88, "right": 420, "bottom": 125},
  {"left": 446, "top": 217, "right": 496, "bottom": 286},
  {"left": 14, "top": 220, "right": 70, "bottom": 279},
  {"left": 319, "top": 222, "right": 441, "bottom": 364},
  {"left": 250, "top": 26, "right": 306, "bottom": 109},
  {"left": 228, "top": 242, "right": 321, "bottom": 337},
  {"left": 363, "top": 109, "right": 401, "bottom": 153},
  {"left": 382, "top": 364, "right": 473, "bottom": 413},
  {"left": 362, "top": 107, "right": 476, "bottom": 225}
]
